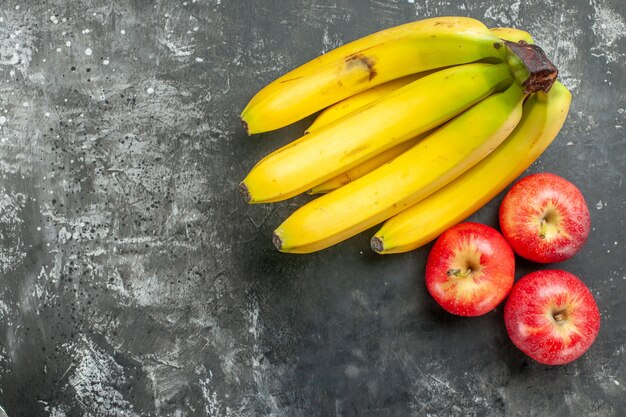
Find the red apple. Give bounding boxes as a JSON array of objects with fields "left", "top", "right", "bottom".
[
  {"left": 425, "top": 222, "right": 515, "bottom": 317},
  {"left": 504, "top": 270, "right": 600, "bottom": 365},
  {"left": 499, "top": 173, "right": 590, "bottom": 263}
]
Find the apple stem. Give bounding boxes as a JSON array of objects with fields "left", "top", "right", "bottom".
[
  {"left": 539, "top": 219, "right": 547, "bottom": 239},
  {"left": 446, "top": 268, "right": 472, "bottom": 278},
  {"left": 552, "top": 310, "right": 567, "bottom": 323}
]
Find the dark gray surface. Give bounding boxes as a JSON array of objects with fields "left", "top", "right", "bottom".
[{"left": 0, "top": 0, "right": 624, "bottom": 416}]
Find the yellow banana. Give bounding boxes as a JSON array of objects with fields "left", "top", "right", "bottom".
[
  {"left": 490, "top": 27, "right": 534, "bottom": 44},
  {"left": 307, "top": 136, "right": 423, "bottom": 194},
  {"left": 307, "top": 27, "right": 535, "bottom": 194},
  {"left": 241, "top": 62, "right": 513, "bottom": 203},
  {"left": 272, "top": 81, "right": 527, "bottom": 253},
  {"left": 310, "top": 28, "right": 532, "bottom": 136},
  {"left": 372, "top": 81, "right": 571, "bottom": 254},
  {"left": 241, "top": 17, "right": 507, "bottom": 133},
  {"left": 305, "top": 73, "right": 426, "bottom": 134}
]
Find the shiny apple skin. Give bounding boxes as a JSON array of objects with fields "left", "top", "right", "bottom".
[
  {"left": 425, "top": 222, "right": 515, "bottom": 317},
  {"left": 504, "top": 270, "right": 600, "bottom": 365},
  {"left": 499, "top": 173, "right": 590, "bottom": 263}
]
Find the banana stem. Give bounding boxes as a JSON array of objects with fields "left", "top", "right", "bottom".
[{"left": 504, "top": 41, "right": 558, "bottom": 93}]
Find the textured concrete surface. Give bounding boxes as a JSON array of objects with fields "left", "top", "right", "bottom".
[{"left": 0, "top": 0, "right": 624, "bottom": 416}]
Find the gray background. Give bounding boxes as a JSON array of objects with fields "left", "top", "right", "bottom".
[{"left": 0, "top": 0, "right": 624, "bottom": 416}]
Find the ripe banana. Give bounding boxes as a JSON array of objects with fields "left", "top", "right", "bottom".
[
  {"left": 241, "top": 17, "right": 508, "bottom": 133},
  {"left": 241, "top": 62, "right": 513, "bottom": 203},
  {"left": 307, "top": 27, "right": 534, "bottom": 194},
  {"left": 372, "top": 81, "right": 571, "bottom": 254},
  {"left": 305, "top": 73, "right": 425, "bottom": 134},
  {"left": 273, "top": 81, "right": 527, "bottom": 253}
]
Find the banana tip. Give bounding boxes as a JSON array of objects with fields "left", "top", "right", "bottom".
[
  {"left": 240, "top": 117, "right": 250, "bottom": 136},
  {"left": 370, "top": 236, "right": 384, "bottom": 253},
  {"left": 239, "top": 182, "right": 252, "bottom": 203},
  {"left": 272, "top": 232, "right": 283, "bottom": 251}
]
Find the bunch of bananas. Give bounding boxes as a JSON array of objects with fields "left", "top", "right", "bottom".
[{"left": 240, "top": 17, "right": 570, "bottom": 254}]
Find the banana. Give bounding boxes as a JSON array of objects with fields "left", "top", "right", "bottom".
[
  {"left": 272, "top": 81, "right": 527, "bottom": 253},
  {"left": 241, "top": 17, "right": 507, "bottom": 134},
  {"left": 372, "top": 81, "right": 571, "bottom": 254},
  {"left": 310, "top": 28, "right": 532, "bottom": 136},
  {"left": 307, "top": 27, "right": 534, "bottom": 194},
  {"left": 307, "top": 135, "right": 423, "bottom": 194},
  {"left": 241, "top": 62, "right": 513, "bottom": 203},
  {"left": 305, "top": 73, "right": 425, "bottom": 134}
]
